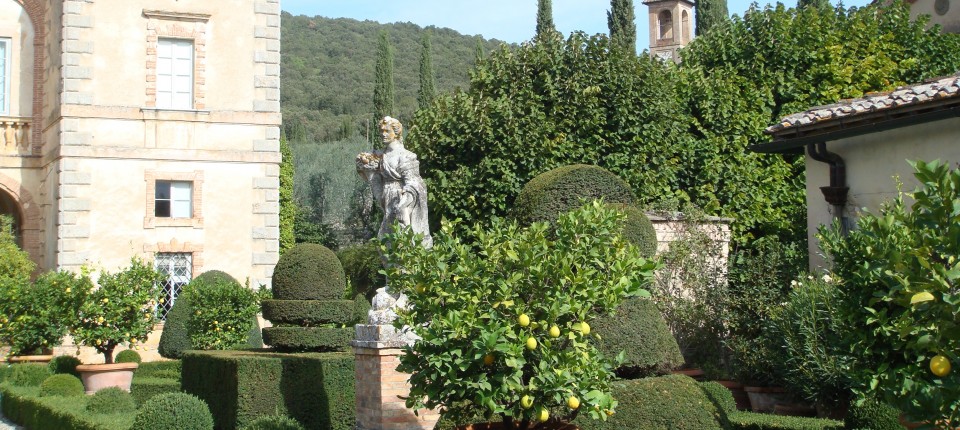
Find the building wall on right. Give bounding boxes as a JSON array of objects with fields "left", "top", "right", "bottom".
[
  {"left": 805, "top": 117, "right": 960, "bottom": 270},
  {"left": 908, "top": 0, "right": 960, "bottom": 33}
]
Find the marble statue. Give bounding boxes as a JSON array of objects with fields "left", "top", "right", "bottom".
[{"left": 356, "top": 116, "right": 432, "bottom": 328}]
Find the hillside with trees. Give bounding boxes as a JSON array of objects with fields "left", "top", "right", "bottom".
[{"left": 280, "top": 13, "right": 505, "bottom": 143}]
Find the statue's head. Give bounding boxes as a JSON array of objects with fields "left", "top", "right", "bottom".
[{"left": 379, "top": 116, "right": 403, "bottom": 144}]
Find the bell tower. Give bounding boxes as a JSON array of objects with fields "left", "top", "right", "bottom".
[{"left": 644, "top": 0, "right": 695, "bottom": 62}]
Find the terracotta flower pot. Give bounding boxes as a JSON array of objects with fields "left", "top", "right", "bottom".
[
  {"left": 717, "top": 380, "right": 751, "bottom": 411},
  {"left": 743, "top": 386, "right": 790, "bottom": 413},
  {"left": 76, "top": 362, "right": 139, "bottom": 394},
  {"left": 7, "top": 354, "right": 54, "bottom": 364},
  {"left": 455, "top": 421, "right": 579, "bottom": 430}
]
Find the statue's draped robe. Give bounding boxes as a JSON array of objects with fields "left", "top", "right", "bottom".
[{"left": 374, "top": 147, "right": 432, "bottom": 248}]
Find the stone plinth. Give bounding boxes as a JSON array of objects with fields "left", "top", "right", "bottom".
[{"left": 354, "top": 324, "right": 439, "bottom": 430}]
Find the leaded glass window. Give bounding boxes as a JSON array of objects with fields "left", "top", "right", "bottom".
[{"left": 155, "top": 252, "right": 192, "bottom": 320}]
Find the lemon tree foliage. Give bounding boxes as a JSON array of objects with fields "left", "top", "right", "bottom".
[
  {"left": 386, "top": 202, "right": 658, "bottom": 426},
  {"left": 70, "top": 258, "right": 166, "bottom": 364},
  {"left": 820, "top": 161, "right": 960, "bottom": 426}
]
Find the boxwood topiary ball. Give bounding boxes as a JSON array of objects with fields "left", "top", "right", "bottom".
[
  {"left": 115, "top": 349, "right": 142, "bottom": 364},
  {"left": 240, "top": 415, "right": 306, "bottom": 430},
  {"left": 592, "top": 296, "right": 684, "bottom": 379},
  {"left": 192, "top": 270, "right": 239, "bottom": 287},
  {"left": 48, "top": 355, "right": 82, "bottom": 378},
  {"left": 608, "top": 203, "right": 658, "bottom": 258},
  {"left": 39, "top": 373, "right": 84, "bottom": 397},
  {"left": 87, "top": 387, "right": 137, "bottom": 414},
  {"left": 513, "top": 164, "right": 637, "bottom": 226},
  {"left": 271, "top": 243, "right": 346, "bottom": 300},
  {"left": 132, "top": 392, "right": 214, "bottom": 430}
]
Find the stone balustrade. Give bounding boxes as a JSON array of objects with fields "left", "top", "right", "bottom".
[{"left": 0, "top": 117, "right": 31, "bottom": 153}]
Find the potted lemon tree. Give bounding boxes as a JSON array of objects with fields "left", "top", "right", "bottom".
[
  {"left": 386, "top": 202, "right": 659, "bottom": 428},
  {"left": 70, "top": 257, "right": 165, "bottom": 393},
  {"left": 0, "top": 271, "right": 88, "bottom": 363}
]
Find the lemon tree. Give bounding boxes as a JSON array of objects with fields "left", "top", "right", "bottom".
[
  {"left": 385, "top": 201, "right": 657, "bottom": 426},
  {"left": 821, "top": 160, "right": 960, "bottom": 425}
]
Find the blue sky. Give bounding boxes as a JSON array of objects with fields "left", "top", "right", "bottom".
[{"left": 282, "top": 0, "right": 873, "bottom": 51}]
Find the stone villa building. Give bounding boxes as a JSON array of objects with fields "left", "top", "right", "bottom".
[{"left": 0, "top": 0, "right": 281, "bottom": 358}]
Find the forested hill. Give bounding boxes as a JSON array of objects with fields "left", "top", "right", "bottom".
[{"left": 281, "top": 12, "right": 507, "bottom": 143}]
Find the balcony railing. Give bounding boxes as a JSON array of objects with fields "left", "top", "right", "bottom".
[{"left": 0, "top": 117, "right": 31, "bottom": 154}]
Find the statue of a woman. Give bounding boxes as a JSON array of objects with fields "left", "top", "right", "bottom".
[
  {"left": 356, "top": 116, "right": 431, "bottom": 327},
  {"left": 356, "top": 116, "right": 432, "bottom": 248}
]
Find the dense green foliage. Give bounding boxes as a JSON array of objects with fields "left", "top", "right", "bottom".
[
  {"left": 1, "top": 384, "right": 133, "bottom": 430},
  {"left": 726, "top": 412, "right": 843, "bottom": 430},
  {"left": 536, "top": 0, "right": 556, "bottom": 38},
  {"left": 241, "top": 415, "right": 306, "bottom": 430},
  {"left": 418, "top": 31, "right": 437, "bottom": 109},
  {"left": 695, "top": 0, "right": 729, "bottom": 35},
  {"left": 39, "top": 374, "right": 84, "bottom": 397},
  {"left": 131, "top": 377, "right": 182, "bottom": 407},
  {"left": 87, "top": 387, "right": 137, "bottom": 414},
  {"left": 181, "top": 350, "right": 354, "bottom": 430},
  {"left": 279, "top": 136, "right": 296, "bottom": 254},
  {"left": 70, "top": 257, "right": 165, "bottom": 364},
  {"left": 607, "top": 0, "right": 636, "bottom": 52},
  {"left": 182, "top": 275, "right": 262, "bottom": 350},
  {"left": 573, "top": 375, "right": 723, "bottom": 430},
  {"left": 609, "top": 204, "right": 657, "bottom": 258},
  {"left": 193, "top": 269, "right": 239, "bottom": 286},
  {"left": 114, "top": 349, "right": 142, "bottom": 364},
  {"left": 281, "top": 14, "right": 501, "bottom": 143},
  {"left": 261, "top": 300, "right": 356, "bottom": 326},
  {"left": 260, "top": 326, "right": 354, "bottom": 353},
  {"left": 0, "top": 214, "right": 33, "bottom": 283},
  {"left": 49, "top": 355, "right": 81, "bottom": 378},
  {"left": 0, "top": 270, "right": 82, "bottom": 355},
  {"left": 389, "top": 202, "right": 657, "bottom": 425},
  {"left": 9, "top": 363, "right": 52, "bottom": 387},
  {"left": 844, "top": 399, "right": 901, "bottom": 430},
  {"left": 272, "top": 243, "right": 346, "bottom": 300},
  {"left": 158, "top": 294, "right": 193, "bottom": 359},
  {"left": 820, "top": 161, "right": 960, "bottom": 425},
  {"left": 373, "top": 30, "right": 395, "bottom": 124},
  {"left": 132, "top": 392, "right": 214, "bottom": 430},
  {"left": 699, "top": 381, "right": 736, "bottom": 427},
  {"left": 337, "top": 240, "right": 385, "bottom": 301},
  {"left": 512, "top": 165, "right": 636, "bottom": 226},
  {"left": 592, "top": 297, "right": 683, "bottom": 379}
]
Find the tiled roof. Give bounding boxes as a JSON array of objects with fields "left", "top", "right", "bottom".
[{"left": 766, "top": 73, "right": 960, "bottom": 134}]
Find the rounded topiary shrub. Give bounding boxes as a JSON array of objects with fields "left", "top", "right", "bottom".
[
  {"left": 609, "top": 203, "right": 658, "bottom": 258},
  {"left": 158, "top": 295, "right": 193, "bottom": 359},
  {"left": 48, "top": 355, "right": 82, "bottom": 377},
  {"left": 338, "top": 241, "right": 385, "bottom": 301},
  {"left": 192, "top": 270, "right": 239, "bottom": 287},
  {"left": 39, "top": 373, "right": 84, "bottom": 397},
  {"left": 115, "top": 349, "right": 142, "bottom": 364},
  {"left": 513, "top": 164, "right": 636, "bottom": 226},
  {"left": 574, "top": 375, "right": 723, "bottom": 430},
  {"left": 271, "top": 243, "right": 346, "bottom": 300},
  {"left": 240, "top": 415, "right": 306, "bottom": 430},
  {"left": 87, "top": 387, "right": 137, "bottom": 414},
  {"left": 8, "top": 363, "right": 52, "bottom": 387},
  {"left": 844, "top": 399, "right": 901, "bottom": 430},
  {"left": 132, "top": 392, "right": 214, "bottom": 430},
  {"left": 592, "top": 296, "right": 684, "bottom": 379}
]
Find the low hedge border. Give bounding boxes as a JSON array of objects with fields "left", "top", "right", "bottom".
[
  {"left": 181, "top": 350, "right": 354, "bottom": 430},
  {"left": 574, "top": 375, "right": 723, "bottom": 430},
  {"left": 728, "top": 411, "right": 843, "bottom": 430},
  {"left": 0, "top": 383, "right": 132, "bottom": 430},
  {"left": 130, "top": 377, "right": 182, "bottom": 406},
  {"left": 261, "top": 300, "right": 356, "bottom": 325},
  {"left": 261, "top": 326, "right": 353, "bottom": 352}
]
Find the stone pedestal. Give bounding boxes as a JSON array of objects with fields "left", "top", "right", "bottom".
[{"left": 354, "top": 324, "right": 439, "bottom": 430}]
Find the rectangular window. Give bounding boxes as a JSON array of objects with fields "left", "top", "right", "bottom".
[
  {"left": 156, "top": 38, "right": 194, "bottom": 110},
  {"left": 155, "top": 252, "right": 192, "bottom": 320},
  {"left": 155, "top": 180, "right": 192, "bottom": 218},
  {"left": 0, "top": 38, "right": 9, "bottom": 115}
]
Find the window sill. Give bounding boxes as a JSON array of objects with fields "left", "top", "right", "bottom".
[
  {"left": 144, "top": 216, "right": 204, "bottom": 229},
  {"left": 140, "top": 108, "right": 211, "bottom": 122}
]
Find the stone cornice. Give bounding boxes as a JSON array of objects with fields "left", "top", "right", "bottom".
[{"left": 142, "top": 10, "right": 211, "bottom": 22}]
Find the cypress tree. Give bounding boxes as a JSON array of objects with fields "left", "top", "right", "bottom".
[
  {"left": 278, "top": 135, "right": 295, "bottom": 254},
  {"left": 373, "top": 30, "right": 395, "bottom": 128},
  {"left": 418, "top": 31, "right": 437, "bottom": 110},
  {"left": 695, "top": 0, "right": 730, "bottom": 36},
  {"left": 536, "top": 0, "right": 556, "bottom": 39},
  {"left": 607, "top": 0, "right": 637, "bottom": 53},
  {"left": 798, "top": 0, "right": 832, "bottom": 9},
  {"left": 474, "top": 38, "right": 485, "bottom": 65}
]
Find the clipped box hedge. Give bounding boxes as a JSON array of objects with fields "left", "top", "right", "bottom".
[
  {"left": 728, "top": 411, "right": 843, "bottom": 430},
  {"left": 130, "top": 377, "right": 181, "bottom": 406},
  {"left": 261, "top": 326, "right": 353, "bottom": 352},
  {"left": 261, "top": 300, "right": 356, "bottom": 325},
  {"left": 0, "top": 383, "right": 132, "bottom": 430},
  {"left": 181, "top": 350, "right": 354, "bottom": 430},
  {"left": 575, "top": 374, "right": 724, "bottom": 430}
]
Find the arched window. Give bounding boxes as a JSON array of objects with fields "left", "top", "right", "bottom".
[
  {"left": 658, "top": 10, "right": 674, "bottom": 40},
  {"left": 0, "top": 189, "right": 22, "bottom": 246},
  {"left": 682, "top": 10, "right": 690, "bottom": 42}
]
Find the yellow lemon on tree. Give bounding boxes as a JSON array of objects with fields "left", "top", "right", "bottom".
[
  {"left": 537, "top": 407, "right": 550, "bottom": 422},
  {"left": 518, "top": 314, "right": 531, "bottom": 327},
  {"left": 567, "top": 396, "right": 580, "bottom": 410},
  {"left": 580, "top": 322, "right": 591, "bottom": 335},
  {"left": 526, "top": 337, "right": 538, "bottom": 350},
  {"left": 930, "top": 354, "right": 952, "bottom": 377},
  {"left": 549, "top": 325, "right": 561, "bottom": 338},
  {"left": 520, "top": 395, "right": 534, "bottom": 409},
  {"left": 483, "top": 354, "right": 495, "bottom": 366},
  {"left": 416, "top": 283, "right": 426, "bottom": 294},
  {"left": 911, "top": 291, "right": 935, "bottom": 305}
]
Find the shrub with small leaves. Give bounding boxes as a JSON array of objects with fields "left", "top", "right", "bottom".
[
  {"left": 87, "top": 387, "right": 137, "bottom": 414},
  {"left": 132, "top": 392, "right": 214, "bottom": 430},
  {"left": 48, "top": 355, "right": 81, "bottom": 378},
  {"left": 272, "top": 243, "right": 346, "bottom": 300},
  {"left": 182, "top": 276, "right": 262, "bottom": 350},
  {"left": 39, "top": 373, "right": 84, "bottom": 397},
  {"left": 0, "top": 270, "right": 87, "bottom": 355},
  {"left": 240, "top": 415, "right": 306, "bottom": 430},
  {"left": 9, "top": 363, "right": 52, "bottom": 387},
  {"left": 158, "top": 294, "right": 193, "bottom": 359},
  {"left": 115, "top": 349, "right": 142, "bottom": 364}
]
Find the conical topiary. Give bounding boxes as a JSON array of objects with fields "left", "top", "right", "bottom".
[{"left": 593, "top": 296, "right": 684, "bottom": 379}]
